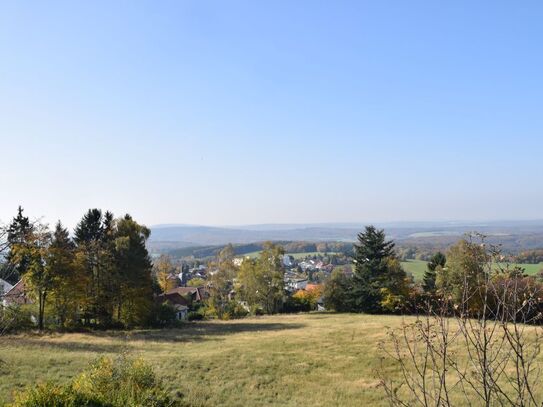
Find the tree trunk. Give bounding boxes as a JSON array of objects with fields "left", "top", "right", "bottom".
[{"left": 38, "top": 291, "right": 46, "bottom": 331}]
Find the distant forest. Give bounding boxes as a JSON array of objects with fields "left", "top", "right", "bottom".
[
  {"left": 166, "top": 241, "right": 355, "bottom": 260},
  {"left": 165, "top": 237, "right": 543, "bottom": 263}
]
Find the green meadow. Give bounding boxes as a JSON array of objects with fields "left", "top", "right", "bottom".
[
  {"left": 401, "top": 260, "right": 543, "bottom": 281},
  {"left": 2, "top": 313, "right": 543, "bottom": 406},
  {"left": 0, "top": 314, "right": 418, "bottom": 406}
]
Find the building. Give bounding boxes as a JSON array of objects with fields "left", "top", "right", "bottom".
[
  {"left": 156, "top": 291, "right": 190, "bottom": 320},
  {"left": 0, "top": 278, "right": 14, "bottom": 297},
  {"left": 2, "top": 280, "right": 31, "bottom": 307}
]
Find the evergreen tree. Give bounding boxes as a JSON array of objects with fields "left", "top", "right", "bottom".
[
  {"left": 351, "top": 226, "right": 406, "bottom": 313},
  {"left": 5, "top": 206, "right": 34, "bottom": 283},
  {"left": 113, "top": 214, "right": 153, "bottom": 327},
  {"left": 73, "top": 209, "right": 114, "bottom": 325},
  {"left": 47, "top": 221, "right": 78, "bottom": 327},
  {"left": 422, "top": 252, "right": 446, "bottom": 293}
]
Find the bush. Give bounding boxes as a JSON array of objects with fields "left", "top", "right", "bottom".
[
  {"left": 251, "top": 305, "right": 265, "bottom": 316},
  {"left": 0, "top": 305, "right": 34, "bottom": 334},
  {"left": 226, "top": 301, "right": 249, "bottom": 319},
  {"left": 283, "top": 295, "right": 311, "bottom": 313},
  {"left": 187, "top": 311, "right": 204, "bottom": 321},
  {"left": 10, "top": 354, "right": 180, "bottom": 407},
  {"left": 149, "top": 303, "right": 178, "bottom": 328}
]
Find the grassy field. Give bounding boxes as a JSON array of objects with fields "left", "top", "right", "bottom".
[
  {"left": 0, "top": 314, "right": 412, "bottom": 406},
  {"left": 401, "top": 260, "right": 543, "bottom": 281},
  {"left": 400, "top": 259, "right": 428, "bottom": 280},
  {"left": 1, "top": 313, "right": 543, "bottom": 406}
]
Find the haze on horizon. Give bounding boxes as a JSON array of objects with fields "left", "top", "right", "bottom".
[{"left": 1, "top": 1, "right": 542, "bottom": 229}]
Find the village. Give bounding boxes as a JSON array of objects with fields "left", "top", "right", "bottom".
[{"left": 0, "top": 252, "right": 351, "bottom": 321}]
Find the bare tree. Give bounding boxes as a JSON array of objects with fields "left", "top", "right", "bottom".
[{"left": 380, "top": 234, "right": 543, "bottom": 407}]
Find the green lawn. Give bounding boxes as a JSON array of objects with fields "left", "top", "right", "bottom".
[{"left": 401, "top": 260, "right": 543, "bottom": 281}]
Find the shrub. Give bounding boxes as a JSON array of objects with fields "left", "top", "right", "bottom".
[
  {"left": 251, "top": 305, "right": 265, "bottom": 316},
  {"left": 283, "top": 295, "right": 311, "bottom": 313},
  {"left": 226, "top": 301, "right": 249, "bottom": 319},
  {"left": 10, "top": 354, "right": 179, "bottom": 407},
  {"left": 187, "top": 311, "right": 204, "bottom": 321},
  {"left": 0, "top": 305, "right": 34, "bottom": 334},
  {"left": 149, "top": 303, "right": 178, "bottom": 328}
]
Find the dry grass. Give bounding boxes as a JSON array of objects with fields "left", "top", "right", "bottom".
[
  {"left": 0, "top": 313, "right": 407, "bottom": 406},
  {"left": 2, "top": 313, "right": 541, "bottom": 406}
]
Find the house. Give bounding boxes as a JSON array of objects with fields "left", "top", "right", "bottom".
[
  {"left": 164, "top": 286, "right": 209, "bottom": 305},
  {"left": 2, "top": 280, "right": 32, "bottom": 307},
  {"left": 285, "top": 278, "right": 308, "bottom": 292},
  {"left": 282, "top": 255, "right": 294, "bottom": 267},
  {"left": 156, "top": 291, "right": 190, "bottom": 320},
  {"left": 0, "top": 278, "right": 14, "bottom": 299}
]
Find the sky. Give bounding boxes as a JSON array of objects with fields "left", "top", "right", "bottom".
[{"left": 1, "top": 1, "right": 543, "bottom": 229}]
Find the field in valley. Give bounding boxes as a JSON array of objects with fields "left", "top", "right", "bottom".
[{"left": 401, "top": 259, "right": 543, "bottom": 281}]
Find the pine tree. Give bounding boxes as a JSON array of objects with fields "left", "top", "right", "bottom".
[
  {"left": 113, "top": 214, "right": 153, "bottom": 327},
  {"left": 422, "top": 252, "right": 446, "bottom": 293},
  {"left": 74, "top": 209, "right": 114, "bottom": 325},
  {"left": 47, "top": 221, "right": 78, "bottom": 327},
  {"left": 5, "top": 206, "right": 34, "bottom": 283},
  {"left": 351, "top": 226, "right": 405, "bottom": 313}
]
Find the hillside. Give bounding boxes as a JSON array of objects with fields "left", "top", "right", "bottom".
[
  {"left": 0, "top": 314, "right": 435, "bottom": 406},
  {"left": 148, "top": 222, "right": 543, "bottom": 255},
  {"left": 4, "top": 313, "right": 542, "bottom": 406}
]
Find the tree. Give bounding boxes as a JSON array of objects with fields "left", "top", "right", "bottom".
[
  {"left": 351, "top": 226, "right": 406, "bottom": 313},
  {"left": 422, "top": 252, "right": 446, "bottom": 293},
  {"left": 11, "top": 222, "right": 51, "bottom": 330},
  {"left": 436, "top": 238, "right": 488, "bottom": 311},
  {"left": 237, "top": 242, "right": 285, "bottom": 314},
  {"left": 153, "top": 255, "right": 179, "bottom": 293},
  {"left": 47, "top": 221, "right": 79, "bottom": 327},
  {"left": 292, "top": 284, "right": 324, "bottom": 310},
  {"left": 5, "top": 206, "right": 34, "bottom": 283},
  {"left": 381, "top": 236, "right": 543, "bottom": 407},
  {"left": 113, "top": 215, "right": 153, "bottom": 327},
  {"left": 323, "top": 268, "right": 353, "bottom": 311},
  {"left": 207, "top": 245, "right": 237, "bottom": 319},
  {"left": 74, "top": 209, "right": 111, "bottom": 323},
  {"left": 187, "top": 277, "right": 206, "bottom": 287}
]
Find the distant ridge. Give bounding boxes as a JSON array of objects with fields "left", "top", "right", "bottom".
[{"left": 148, "top": 220, "right": 543, "bottom": 248}]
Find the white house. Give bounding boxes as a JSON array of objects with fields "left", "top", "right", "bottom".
[
  {"left": 282, "top": 255, "right": 294, "bottom": 267},
  {"left": 285, "top": 278, "right": 308, "bottom": 291}
]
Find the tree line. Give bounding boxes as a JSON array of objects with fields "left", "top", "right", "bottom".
[
  {"left": 1, "top": 207, "right": 154, "bottom": 330},
  {"left": 323, "top": 226, "right": 543, "bottom": 318},
  {"left": 4, "top": 207, "right": 542, "bottom": 331}
]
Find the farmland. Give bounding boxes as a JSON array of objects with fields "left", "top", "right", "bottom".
[{"left": 401, "top": 260, "right": 543, "bottom": 281}]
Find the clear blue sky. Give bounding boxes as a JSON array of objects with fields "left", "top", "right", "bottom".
[{"left": 1, "top": 1, "right": 542, "bottom": 228}]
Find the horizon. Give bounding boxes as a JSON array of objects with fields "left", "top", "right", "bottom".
[{"left": 2, "top": 1, "right": 543, "bottom": 228}]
